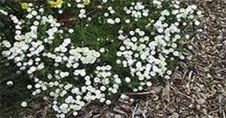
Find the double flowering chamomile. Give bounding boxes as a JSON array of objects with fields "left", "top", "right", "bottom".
[{"left": 0, "top": 0, "right": 201, "bottom": 117}]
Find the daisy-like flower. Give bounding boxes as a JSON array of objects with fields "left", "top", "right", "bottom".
[
  {"left": 0, "top": 0, "right": 200, "bottom": 117},
  {"left": 21, "top": 101, "right": 28, "bottom": 107}
]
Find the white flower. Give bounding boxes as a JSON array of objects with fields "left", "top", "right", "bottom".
[
  {"left": 94, "top": 77, "right": 100, "bottom": 83},
  {"left": 194, "top": 20, "right": 200, "bottom": 26},
  {"left": 104, "top": 13, "right": 109, "bottom": 17},
  {"left": 100, "top": 98, "right": 105, "bottom": 103},
  {"left": 6, "top": 81, "right": 13, "bottom": 86},
  {"left": 21, "top": 101, "right": 28, "bottom": 107},
  {"left": 115, "top": 18, "right": 121, "bottom": 23},
  {"left": 80, "top": 69, "right": 86, "bottom": 76},
  {"left": 31, "top": 11, "right": 38, "bottom": 16},
  {"left": 102, "top": 0, "right": 108, "bottom": 3},
  {"left": 146, "top": 82, "right": 152, "bottom": 86},
  {"left": 125, "top": 77, "right": 131, "bottom": 83},
  {"left": 27, "top": 85, "right": 32, "bottom": 89},
  {"left": 115, "top": 78, "right": 121, "bottom": 84},
  {"left": 125, "top": 19, "right": 131, "bottom": 23},
  {"left": 63, "top": 38, "right": 71, "bottom": 46},
  {"left": 99, "top": 48, "right": 105, "bottom": 53},
  {"left": 26, "top": 14, "right": 33, "bottom": 19},
  {"left": 58, "top": 10, "right": 63, "bottom": 14},
  {"left": 105, "top": 100, "right": 111, "bottom": 105},
  {"left": 100, "top": 86, "right": 106, "bottom": 91},
  {"left": 120, "top": 94, "right": 128, "bottom": 99},
  {"left": 68, "top": 29, "right": 74, "bottom": 33},
  {"left": 73, "top": 112, "right": 78, "bottom": 116},
  {"left": 0, "top": 9, "right": 8, "bottom": 15},
  {"left": 107, "top": 18, "right": 115, "bottom": 24},
  {"left": 55, "top": 56, "right": 62, "bottom": 63},
  {"left": 71, "top": 88, "right": 80, "bottom": 94},
  {"left": 2, "top": 40, "right": 11, "bottom": 48}
]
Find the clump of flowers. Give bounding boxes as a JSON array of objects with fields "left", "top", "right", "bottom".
[
  {"left": 123, "top": 2, "right": 149, "bottom": 20},
  {"left": 0, "top": 0, "right": 201, "bottom": 117}
]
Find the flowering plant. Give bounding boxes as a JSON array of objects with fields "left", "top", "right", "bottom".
[{"left": 0, "top": 0, "right": 201, "bottom": 117}]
